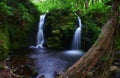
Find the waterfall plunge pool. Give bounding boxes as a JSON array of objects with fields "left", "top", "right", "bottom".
[
  {"left": 7, "top": 48, "right": 84, "bottom": 78},
  {"left": 7, "top": 15, "right": 84, "bottom": 78}
]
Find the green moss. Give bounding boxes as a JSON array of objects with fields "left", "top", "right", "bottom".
[
  {"left": 0, "top": 0, "right": 40, "bottom": 50},
  {"left": 44, "top": 9, "right": 76, "bottom": 49},
  {"left": 49, "top": 7, "right": 106, "bottom": 51},
  {"left": 44, "top": 8, "right": 103, "bottom": 50},
  {"left": 47, "top": 37, "right": 63, "bottom": 49},
  {"left": 0, "top": 30, "right": 9, "bottom": 61},
  {"left": 31, "top": 70, "right": 38, "bottom": 77},
  {"left": 101, "top": 55, "right": 110, "bottom": 62},
  {"left": 52, "top": 30, "right": 60, "bottom": 35}
]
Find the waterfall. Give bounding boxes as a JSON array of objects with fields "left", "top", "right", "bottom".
[
  {"left": 36, "top": 14, "right": 46, "bottom": 48},
  {"left": 71, "top": 16, "right": 82, "bottom": 50}
]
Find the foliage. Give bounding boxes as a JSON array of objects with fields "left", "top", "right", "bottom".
[
  {"left": 101, "top": 55, "right": 110, "bottom": 62},
  {"left": 16, "top": 4, "right": 33, "bottom": 22},
  {"left": 31, "top": 0, "right": 70, "bottom": 13},
  {"left": 83, "top": 21, "right": 101, "bottom": 42},
  {"left": 31, "top": 0, "right": 88, "bottom": 13},
  {"left": 82, "top": 2, "right": 111, "bottom": 24},
  {"left": 0, "top": 0, "right": 112, "bottom": 51},
  {"left": 0, "top": 0, "right": 40, "bottom": 60},
  {"left": 42, "top": 0, "right": 111, "bottom": 50},
  {"left": 79, "top": 20, "right": 101, "bottom": 51},
  {"left": 44, "top": 9, "right": 76, "bottom": 49},
  {"left": 30, "top": 0, "right": 111, "bottom": 51},
  {"left": 0, "top": 2, "right": 13, "bottom": 16},
  {"left": 0, "top": 30, "right": 9, "bottom": 61},
  {"left": 47, "top": 37, "right": 63, "bottom": 49},
  {"left": 85, "top": 2, "right": 110, "bottom": 13},
  {"left": 31, "top": 0, "right": 111, "bottom": 13},
  {"left": 78, "top": 2, "right": 111, "bottom": 51}
]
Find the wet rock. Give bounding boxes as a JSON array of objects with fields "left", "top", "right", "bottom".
[
  {"left": 54, "top": 71, "right": 60, "bottom": 77},
  {"left": 39, "top": 75, "right": 45, "bottom": 78},
  {"left": 54, "top": 71, "right": 64, "bottom": 77},
  {"left": 110, "top": 66, "right": 118, "bottom": 72},
  {"left": 109, "top": 64, "right": 120, "bottom": 78},
  {"left": 31, "top": 69, "right": 38, "bottom": 77}
]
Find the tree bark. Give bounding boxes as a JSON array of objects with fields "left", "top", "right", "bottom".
[
  {"left": 58, "top": 0, "right": 120, "bottom": 78},
  {"left": 95, "top": 1, "right": 120, "bottom": 78},
  {"left": 85, "top": 0, "right": 88, "bottom": 9}
]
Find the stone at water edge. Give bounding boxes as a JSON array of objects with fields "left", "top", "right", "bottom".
[
  {"left": 39, "top": 75, "right": 45, "bottom": 78},
  {"left": 110, "top": 66, "right": 118, "bottom": 72}
]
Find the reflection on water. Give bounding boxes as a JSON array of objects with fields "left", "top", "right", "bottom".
[{"left": 8, "top": 48, "right": 84, "bottom": 78}]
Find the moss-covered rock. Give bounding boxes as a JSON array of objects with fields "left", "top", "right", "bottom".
[
  {"left": 0, "top": 30, "right": 9, "bottom": 61},
  {"left": 8, "top": 21, "right": 39, "bottom": 49},
  {"left": 0, "top": 0, "right": 40, "bottom": 58},
  {"left": 0, "top": 0, "right": 40, "bottom": 50},
  {"left": 44, "top": 8, "right": 103, "bottom": 50},
  {"left": 44, "top": 9, "right": 77, "bottom": 49}
]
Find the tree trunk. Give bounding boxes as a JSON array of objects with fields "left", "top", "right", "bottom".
[
  {"left": 85, "top": 0, "right": 88, "bottom": 9},
  {"left": 58, "top": 0, "right": 120, "bottom": 78},
  {"left": 76, "top": 0, "right": 79, "bottom": 10},
  {"left": 95, "top": 1, "right": 119, "bottom": 78}
]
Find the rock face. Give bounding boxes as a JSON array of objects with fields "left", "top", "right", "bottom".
[{"left": 44, "top": 9, "right": 77, "bottom": 49}]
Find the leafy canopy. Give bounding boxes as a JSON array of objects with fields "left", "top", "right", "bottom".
[{"left": 31, "top": 0, "right": 111, "bottom": 13}]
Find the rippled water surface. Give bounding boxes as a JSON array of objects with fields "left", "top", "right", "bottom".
[{"left": 8, "top": 48, "right": 84, "bottom": 78}]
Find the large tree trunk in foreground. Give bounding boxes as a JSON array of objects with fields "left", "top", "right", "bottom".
[
  {"left": 58, "top": 0, "right": 119, "bottom": 78},
  {"left": 94, "top": 0, "right": 119, "bottom": 78}
]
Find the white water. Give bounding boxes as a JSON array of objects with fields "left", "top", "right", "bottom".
[
  {"left": 72, "top": 16, "right": 82, "bottom": 50},
  {"left": 36, "top": 15, "right": 46, "bottom": 48}
]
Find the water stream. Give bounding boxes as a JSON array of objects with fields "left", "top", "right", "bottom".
[
  {"left": 36, "top": 15, "right": 46, "bottom": 48},
  {"left": 30, "top": 15, "right": 46, "bottom": 48},
  {"left": 72, "top": 16, "right": 82, "bottom": 50}
]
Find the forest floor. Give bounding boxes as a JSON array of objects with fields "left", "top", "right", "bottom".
[
  {"left": 0, "top": 61, "right": 12, "bottom": 78},
  {"left": 0, "top": 61, "right": 22, "bottom": 78}
]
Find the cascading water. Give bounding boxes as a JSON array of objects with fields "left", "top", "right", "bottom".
[
  {"left": 36, "top": 14, "right": 46, "bottom": 48},
  {"left": 72, "top": 16, "right": 82, "bottom": 50}
]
